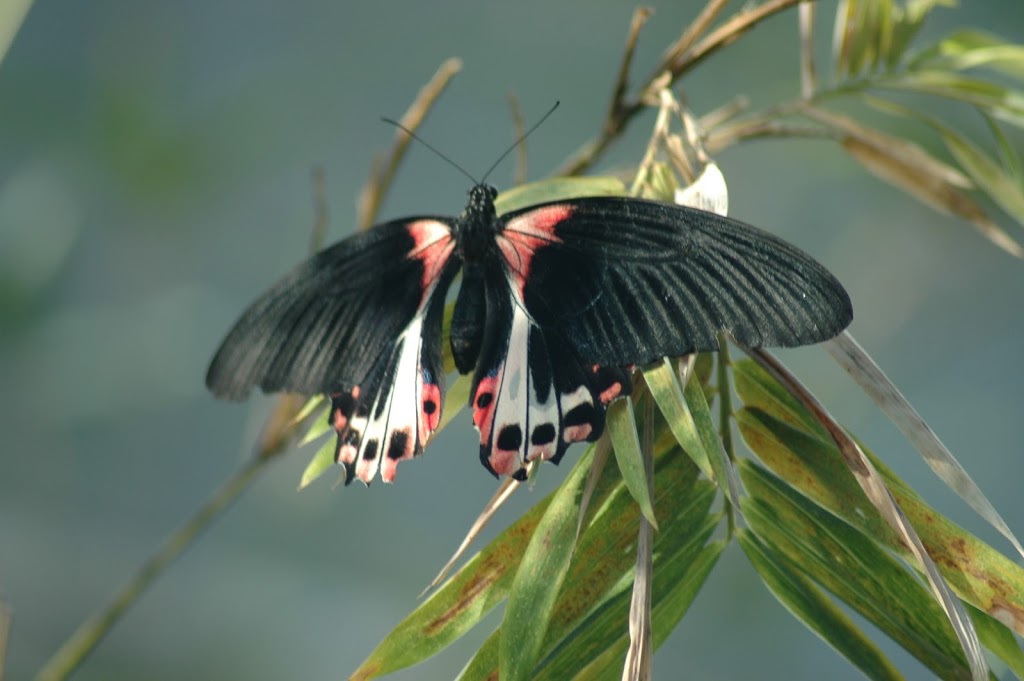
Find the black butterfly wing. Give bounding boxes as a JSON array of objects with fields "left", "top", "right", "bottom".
[
  {"left": 206, "top": 217, "right": 460, "bottom": 483},
  {"left": 499, "top": 196, "right": 853, "bottom": 364},
  {"left": 465, "top": 196, "right": 852, "bottom": 478}
]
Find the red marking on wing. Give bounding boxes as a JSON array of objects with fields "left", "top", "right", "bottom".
[
  {"left": 488, "top": 447, "right": 520, "bottom": 478},
  {"left": 528, "top": 443, "right": 554, "bottom": 463},
  {"left": 563, "top": 424, "right": 593, "bottom": 442},
  {"left": 419, "top": 382, "right": 441, "bottom": 443},
  {"left": 333, "top": 409, "right": 348, "bottom": 431},
  {"left": 407, "top": 220, "right": 455, "bottom": 305},
  {"left": 499, "top": 205, "right": 571, "bottom": 295},
  {"left": 599, "top": 382, "right": 622, "bottom": 405},
  {"left": 380, "top": 427, "right": 416, "bottom": 483},
  {"left": 472, "top": 372, "right": 500, "bottom": 443}
]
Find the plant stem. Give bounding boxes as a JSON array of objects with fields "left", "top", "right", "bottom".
[{"left": 33, "top": 455, "right": 272, "bottom": 681}]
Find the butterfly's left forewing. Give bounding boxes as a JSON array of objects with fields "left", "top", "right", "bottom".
[{"left": 206, "top": 217, "right": 460, "bottom": 483}]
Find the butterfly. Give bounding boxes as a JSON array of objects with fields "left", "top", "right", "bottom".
[{"left": 206, "top": 182, "right": 853, "bottom": 483}]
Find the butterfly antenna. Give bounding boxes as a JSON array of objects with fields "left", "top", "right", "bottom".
[
  {"left": 480, "top": 101, "right": 560, "bottom": 185},
  {"left": 380, "top": 117, "right": 479, "bottom": 186}
]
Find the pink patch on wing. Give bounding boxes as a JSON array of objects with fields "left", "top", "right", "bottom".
[
  {"left": 528, "top": 443, "right": 555, "bottom": 462},
  {"left": 563, "top": 424, "right": 593, "bottom": 442},
  {"left": 419, "top": 382, "right": 442, "bottom": 443},
  {"left": 599, "top": 381, "right": 622, "bottom": 405},
  {"left": 488, "top": 447, "right": 520, "bottom": 478},
  {"left": 499, "top": 205, "right": 571, "bottom": 295},
  {"left": 336, "top": 444, "right": 357, "bottom": 465},
  {"left": 472, "top": 372, "right": 501, "bottom": 442},
  {"left": 380, "top": 427, "right": 416, "bottom": 483},
  {"left": 407, "top": 220, "right": 455, "bottom": 304}
]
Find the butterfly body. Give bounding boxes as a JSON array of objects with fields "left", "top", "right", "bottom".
[{"left": 207, "top": 183, "right": 852, "bottom": 483}]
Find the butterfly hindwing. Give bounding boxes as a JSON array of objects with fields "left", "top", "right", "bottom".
[
  {"left": 461, "top": 257, "right": 632, "bottom": 479},
  {"left": 499, "top": 196, "right": 853, "bottom": 367},
  {"left": 206, "top": 217, "right": 459, "bottom": 483}
]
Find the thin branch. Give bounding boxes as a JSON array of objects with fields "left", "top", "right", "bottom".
[
  {"left": 705, "top": 119, "right": 834, "bottom": 152},
  {"left": 799, "top": 1, "right": 817, "bottom": 99},
  {"left": 559, "top": 0, "right": 814, "bottom": 176},
  {"left": 716, "top": 340, "right": 737, "bottom": 539},
  {"left": 506, "top": 92, "right": 528, "bottom": 186},
  {"left": 357, "top": 57, "right": 462, "bottom": 230},
  {"left": 34, "top": 456, "right": 271, "bottom": 681},
  {"left": 0, "top": 601, "right": 10, "bottom": 681},
  {"left": 422, "top": 476, "right": 522, "bottom": 595},
  {"left": 658, "top": 0, "right": 730, "bottom": 75},
  {"left": 622, "top": 395, "right": 655, "bottom": 681},
  {"left": 605, "top": 7, "right": 654, "bottom": 136}
]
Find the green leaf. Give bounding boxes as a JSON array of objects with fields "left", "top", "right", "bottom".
[
  {"left": 642, "top": 359, "right": 713, "bottom": 480},
  {"left": 886, "top": 0, "right": 956, "bottom": 70},
  {"left": 968, "top": 603, "right": 1024, "bottom": 678},
  {"left": 500, "top": 442, "right": 593, "bottom": 681},
  {"left": 740, "top": 461, "right": 970, "bottom": 679},
  {"left": 909, "top": 29, "right": 1024, "bottom": 79},
  {"left": 494, "top": 176, "right": 627, "bottom": 214},
  {"left": 876, "top": 70, "right": 1024, "bottom": 128},
  {"left": 607, "top": 397, "right": 658, "bottom": 528},
  {"left": 942, "top": 127, "right": 1024, "bottom": 226},
  {"left": 350, "top": 484, "right": 557, "bottom": 680},
  {"left": 739, "top": 529, "right": 903, "bottom": 681},
  {"left": 859, "top": 95, "right": 1024, "bottom": 251},
  {"left": 682, "top": 361, "right": 741, "bottom": 508},
  {"left": 297, "top": 436, "right": 335, "bottom": 490},
  {"left": 564, "top": 539, "right": 725, "bottom": 681},
  {"left": 732, "top": 357, "right": 829, "bottom": 439},
  {"left": 458, "top": 451, "right": 715, "bottom": 680},
  {"left": 732, "top": 358, "right": 1024, "bottom": 638},
  {"left": 296, "top": 410, "right": 331, "bottom": 446}
]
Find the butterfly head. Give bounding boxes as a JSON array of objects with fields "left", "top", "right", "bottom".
[
  {"left": 466, "top": 184, "right": 498, "bottom": 220},
  {"left": 457, "top": 184, "right": 500, "bottom": 261}
]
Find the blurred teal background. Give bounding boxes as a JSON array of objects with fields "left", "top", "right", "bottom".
[{"left": 1, "top": 2, "right": 1022, "bottom": 679}]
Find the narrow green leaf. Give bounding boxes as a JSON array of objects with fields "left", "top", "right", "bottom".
[
  {"left": 607, "top": 397, "right": 658, "bottom": 528},
  {"left": 968, "top": 603, "right": 1024, "bottom": 678},
  {"left": 876, "top": 70, "right": 1024, "bottom": 128},
  {"left": 0, "top": 0, "right": 33, "bottom": 67},
  {"left": 909, "top": 29, "right": 1024, "bottom": 79},
  {"left": 943, "top": 128, "right": 1024, "bottom": 226},
  {"left": 739, "top": 529, "right": 904, "bottom": 681},
  {"left": 500, "top": 444, "right": 593, "bottom": 681},
  {"left": 437, "top": 373, "right": 471, "bottom": 435},
  {"left": 682, "top": 363, "right": 741, "bottom": 508},
  {"left": 642, "top": 359, "right": 713, "bottom": 480},
  {"left": 459, "top": 457, "right": 715, "bottom": 681},
  {"left": 741, "top": 461, "right": 970, "bottom": 679},
  {"left": 566, "top": 539, "right": 726, "bottom": 681},
  {"left": 297, "top": 436, "right": 335, "bottom": 490},
  {"left": 733, "top": 379, "right": 1024, "bottom": 637},
  {"left": 731, "top": 357, "right": 829, "bottom": 439},
  {"left": 495, "top": 176, "right": 627, "bottom": 214},
  {"left": 350, "top": 484, "right": 557, "bottom": 679},
  {"left": 825, "top": 332, "right": 1024, "bottom": 560},
  {"left": 860, "top": 95, "right": 1024, "bottom": 252},
  {"left": 289, "top": 394, "right": 326, "bottom": 426},
  {"left": 885, "top": 0, "right": 955, "bottom": 69},
  {"left": 297, "top": 412, "right": 331, "bottom": 447}
]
